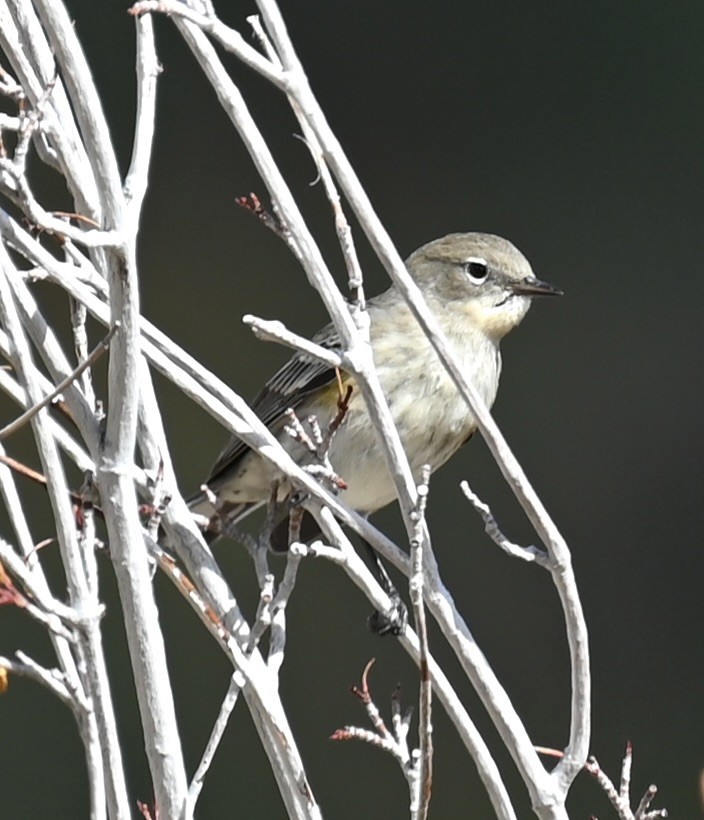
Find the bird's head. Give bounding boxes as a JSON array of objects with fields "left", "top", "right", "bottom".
[{"left": 406, "top": 232, "right": 561, "bottom": 339}]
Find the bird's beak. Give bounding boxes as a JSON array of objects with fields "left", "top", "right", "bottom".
[{"left": 512, "top": 276, "right": 563, "bottom": 297}]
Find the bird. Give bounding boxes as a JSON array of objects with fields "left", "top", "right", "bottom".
[{"left": 189, "top": 232, "right": 561, "bottom": 547}]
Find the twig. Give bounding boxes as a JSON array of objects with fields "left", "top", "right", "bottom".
[
  {"left": 187, "top": 673, "right": 243, "bottom": 812},
  {"left": 69, "top": 297, "right": 96, "bottom": 412},
  {"left": 247, "top": 15, "right": 366, "bottom": 311},
  {"left": 283, "top": 407, "right": 348, "bottom": 492},
  {"left": 409, "top": 465, "right": 432, "bottom": 820},
  {"left": 242, "top": 313, "right": 342, "bottom": 369},
  {"left": 129, "top": 1, "right": 286, "bottom": 89},
  {"left": 460, "top": 481, "right": 551, "bottom": 567},
  {"left": 585, "top": 745, "right": 668, "bottom": 820},
  {"left": 0, "top": 652, "right": 77, "bottom": 710},
  {"left": 4, "top": 264, "right": 101, "bottom": 449},
  {"left": 267, "top": 543, "right": 305, "bottom": 676},
  {"left": 0, "top": 322, "right": 118, "bottom": 440},
  {"left": 123, "top": 12, "right": 160, "bottom": 225},
  {"left": 0, "top": 536, "right": 87, "bottom": 627},
  {"left": 235, "top": 192, "right": 287, "bottom": 239},
  {"left": 333, "top": 658, "right": 437, "bottom": 815}
]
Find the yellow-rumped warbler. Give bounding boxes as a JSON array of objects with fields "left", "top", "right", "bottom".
[{"left": 190, "top": 232, "right": 560, "bottom": 543}]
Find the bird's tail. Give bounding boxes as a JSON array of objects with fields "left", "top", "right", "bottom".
[
  {"left": 186, "top": 488, "right": 263, "bottom": 543},
  {"left": 187, "top": 488, "right": 323, "bottom": 550}
]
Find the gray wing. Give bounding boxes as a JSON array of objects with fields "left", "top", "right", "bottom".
[{"left": 206, "top": 323, "right": 343, "bottom": 485}]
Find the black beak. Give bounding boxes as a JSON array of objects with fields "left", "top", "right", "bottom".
[{"left": 512, "top": 276, "right": 563, "bottom": 297}]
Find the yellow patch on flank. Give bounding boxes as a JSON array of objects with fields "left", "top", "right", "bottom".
[{"left": 317, "top": 370, "right": 358, "bottom": 409}]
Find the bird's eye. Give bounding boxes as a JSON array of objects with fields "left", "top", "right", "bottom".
[{"left": 463, "top": 258, "right": 488, "bottom": 283}]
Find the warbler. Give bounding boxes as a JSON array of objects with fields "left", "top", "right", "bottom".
[{"left": 190, "top": 232, "right": 560, "bottom": 543}]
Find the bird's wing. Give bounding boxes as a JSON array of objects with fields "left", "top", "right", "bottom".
[{"left": 206, "top": 324, "right": 343, "bottom": 485}]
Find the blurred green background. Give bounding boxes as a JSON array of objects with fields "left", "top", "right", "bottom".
[{"left": 1, "top": 1, "right": 703, "bottom": 817}]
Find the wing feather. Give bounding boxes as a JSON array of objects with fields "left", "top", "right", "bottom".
[{"left": 206, "top": 324, "right": 342, "bottom": 484}]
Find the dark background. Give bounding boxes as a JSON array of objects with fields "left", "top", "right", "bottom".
[{"left": 1, "top": 1, "right": 703, "bottom": 818}]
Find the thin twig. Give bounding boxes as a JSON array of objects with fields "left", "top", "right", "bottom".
[
  {"left": 585, "top": 747, "right": 668, "bottom": 820},
  {"left": 187, "top": 674, "right": 243, "bottom": 812},
  {"left": 409, "top": 465, "right": 433, "bottom": 820},
  {"left": 0, "top": 652, "right": 77, "bottom": 710},
  {"left": 235, "top": 192, "right": 287, "bottom": 239},
  {"left": 267, "top": 543, "right": 305, "bottom": 676},
  {"left": 460, "top": 481, "right": 551, "bottom": 567},
  {"left": 124, "top": 12, "right": 160, "bottom": 225},
  {"left": 248, "top": 14, "right": 366, "bottom": 311},
  {"left": 130, "top": 1, "right": 286, "bottom": 89},
  {"left": 0, "top": 322, "right": 118, "bottom": 440},
  {"left": 243, "top": 314, "right": 342, "bottom": 369}
]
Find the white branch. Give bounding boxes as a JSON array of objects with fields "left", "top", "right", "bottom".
[
  {"left": 123, "top": 12, "right": 159, "bottom": 225},
  {"left": 0, "top": 652, "right": 76, "bottom": 708},
  {"left": 243, "top": 314, "right": 343, "bottom": 369},
  {"left": 0, "top": 244, "right": 125, "bottom": 820},
  {"left": 186, "top": 675, "right": 243, "bottom": 812},
  {"left": 461, "top": 481, "right": 551, "bottom": 567},
  {"left": 132, "top": 1, "right": 287, "bottom": 88},
  {"left": 409, "top": 466, "right": 432, "bottom": 820},
  {"left": 0, "top": 322, "right": 117, "bottom": 441}
]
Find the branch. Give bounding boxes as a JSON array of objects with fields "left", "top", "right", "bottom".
[
  {"left": 0, "top": 241, "right": 129, "bottom": 820},
  {"left": 187, "top": 675, "right": 243, "bottom": 813},
  {"left": 585, "top": 745, "right": 668, "bottom": 820},
  {"left": 130, "top": 1, "right": 286, "bottom": 88},
  {"left": 0, "top": 322, "right": 118, "bottom": 440},
  {"left": 460, "top": 481, "right": 551, "bottom": 567},
  {"left": 242, "top": 314, "right": 342, "bottom": 369},
  {"left": 123, "top": 12, "right": 159, "bottom": 225},
  {"left": 0, "top": 651, "right": 77, "bottom": 709},
  {"left": 409, "top": 466, "right": 432, "bottom": 820}
]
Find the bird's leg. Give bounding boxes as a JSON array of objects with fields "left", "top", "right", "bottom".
[
  {"left": 360, "top": 535, "right": 408, "bottom": 637},
  {"left": 261, "top": 480, "right": 284, "bottom": 544}
]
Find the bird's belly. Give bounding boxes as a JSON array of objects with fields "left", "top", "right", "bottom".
[{"left": 327, "top": 359, "right": 491, "bottom": 512}]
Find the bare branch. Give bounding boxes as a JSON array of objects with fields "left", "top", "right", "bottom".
[
  {"left": 187, "top": 674, "right": 243, "bottom": 813},
  {"left": 0, "top": 536, "right": 88, "bottom": 628},
  {"left": 0, "top": 322, "right": 118, "bottom": 440},
  {"left": 0, "top": 651, "right": 77, "bottom": 709},
  {"left": 584, "top": 746, "right": 667, "bottom": 820},
  {"left": 409, "top": 466, "right": 432, "bottom": 820},
  {"left": 243, "top": 313, "right": 342, "bottom": 369},
  {"left": 460, "top": 481, "right": 551, "bottom": 567},
  {"left": 130, "top": 1, "right": 286, "bottom": 88},
  {"left": 123, "top": 12, "right": 160, "bottom": 224}
]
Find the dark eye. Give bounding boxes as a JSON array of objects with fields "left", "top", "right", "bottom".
[{"left": 464, "top": 259, "right": 488, "bottom": 283}]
